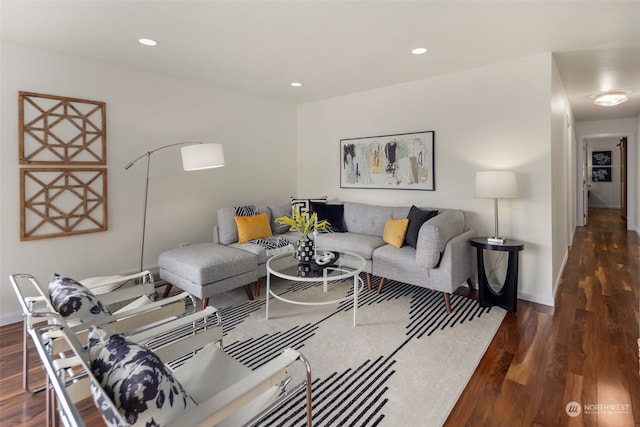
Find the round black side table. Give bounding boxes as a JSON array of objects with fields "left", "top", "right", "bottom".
[{"left": 469, "top": 237, "right": 524, "bottom": 313}]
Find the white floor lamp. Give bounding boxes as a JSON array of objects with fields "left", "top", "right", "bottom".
[
  {"left": 475, "top": 170, "right": 518, "bottom": 244},
  {"left": 125, "top": 142, "right": 225, "bottom": 271}
]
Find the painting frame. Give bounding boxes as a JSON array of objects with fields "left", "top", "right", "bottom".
[
  {"left": 340, "top": 131, "right": 435, "bottom": 190},
  {"left": 591, "top": 166, "right": 612, "bottom": 182},
  {"left": 592, "top": 150, "right": 612, "bottom": 166}
]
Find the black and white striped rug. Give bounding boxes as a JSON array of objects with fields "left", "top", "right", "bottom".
[{"left": 174, "top": 274, "right": 505, "bottom": 426}]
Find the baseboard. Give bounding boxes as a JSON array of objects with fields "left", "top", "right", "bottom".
[
  {"left": 0, "top": 311, "right": 23, "bottom": 327},
  {"left": 588, "top": 204, "right": 621, "bottom": 209},
  {"left": 518, "top": 290, "right": 555, "bottom": 308},
  {"left": 552, "top": 250, "right": 570, "bottom": 302}
]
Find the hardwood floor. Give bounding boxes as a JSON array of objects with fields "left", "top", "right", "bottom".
[
  {"left": 0, "top": 208, "right": 637, "bottom": 426},
  {"left": 446, "top": 208, "right": 639, "bottom": 427}
]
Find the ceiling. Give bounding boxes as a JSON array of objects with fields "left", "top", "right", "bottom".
[{"left": 2, "top": 1, "right": 639, "bottom": 122}]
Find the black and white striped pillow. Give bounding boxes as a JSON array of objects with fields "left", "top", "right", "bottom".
[{"left": 234, "top": 205, "right": 259, "bottom": 217}]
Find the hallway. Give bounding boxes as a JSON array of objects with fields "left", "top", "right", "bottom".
[{"left": 446, "top": 208, "right": 640, "bottom": 426}]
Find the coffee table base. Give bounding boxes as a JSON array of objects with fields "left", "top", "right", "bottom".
[{"left": 265, "top": 267, "right": 364, "bottom": 327}]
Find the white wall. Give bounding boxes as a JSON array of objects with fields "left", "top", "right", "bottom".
[
  {"left": 550, "top": 59, "right": 574, "bottom": 297},
  {"left": 0, "top": 42, "right": 297, "bottom": 324},
  {"left": 297, "top": 53, "right": 556, "bottom": 306},
  {"left": 575, "top": 118, "right": 638, "bottom": 232},
  {"left": 586, "top": 137, "right": 621, "bottom": 208}
]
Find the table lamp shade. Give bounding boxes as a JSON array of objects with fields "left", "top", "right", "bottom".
[
  {"left": 181, "top": 143, "right": 225, "bottom": 171},
  {"left": 475, "top": 170, "right": 518, "bottom": 199}
]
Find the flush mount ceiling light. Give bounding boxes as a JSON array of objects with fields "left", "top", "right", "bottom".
[
  {"left": 138, "top": 38, "right": 157, "bottom": 46},
  {"left": 592, "top": 90, "right": 631, "bottom": 107},
  {"left": 290, "top": 82, "right": 302, "bottom": 87},
  {"left": 411, "top": 47, "right": 427, "bottom": 55}
]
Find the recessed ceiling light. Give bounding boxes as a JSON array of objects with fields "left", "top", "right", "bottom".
[
  {"left": 291, "top": 82, "right": 302, "bottom": 87},
  {"left": 411, "top": 47, "right": 427, "bottom": 55},
  {"left": 138, "top": 38, "right": 157, "bottom": 46},
  {"left": 592, "top": 90, "right": 631, "bottom": 107}
]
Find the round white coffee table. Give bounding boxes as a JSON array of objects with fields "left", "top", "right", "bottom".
[{"left": 265, "top": 249, "right": 366, "bottom": 326}]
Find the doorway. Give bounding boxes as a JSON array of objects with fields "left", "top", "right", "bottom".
[
  {"left": 576, "top": 133, "right": 636, "bottom": 231},
  {"left": 619, "top": 136, "right": 627, "bottom": 223}
]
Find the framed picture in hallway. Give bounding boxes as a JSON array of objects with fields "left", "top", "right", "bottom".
[
  {"left": 592, "top": 150, "right": 612, "bottom": 166},
  {"left": 592, "top": 166, "right": 612, "bottom": 182},
  {"left": 340, "top": 131, "right": 435, "bottom": 190}
]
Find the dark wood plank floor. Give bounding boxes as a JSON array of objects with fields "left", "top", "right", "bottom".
[
  {"left": 446, "top": 208, "right": 639, "bottom": 427},
  {"left": 1, "top": 208, "right": 638, "bottom": 426}
]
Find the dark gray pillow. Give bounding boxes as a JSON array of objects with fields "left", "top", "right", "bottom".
[
  {"left": 310, "top": 202, "right": 346, "bottom": 232},
  {"left": 405, "top": 206, "right": 438, "bottom": 248}
]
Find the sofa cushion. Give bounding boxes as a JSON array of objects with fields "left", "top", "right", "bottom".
[
  {"left": 310, "top": 202, "right": 346, "bottom": 232},
  {"left": 235, "top": 213, "right": 272, "bottom": 243},
  {"left": 382, "top": 218, "right": 409, "bottom": 248},
  {"left": 415, "top": 210, "right": 465, "bottom": 268},
  {"left": 88, "top": 326, "right": 195, "bottom": 426},
  {"left": 315, "top": 232, "right": 385, "bottom": 260},
  {"left": 405, "top": 206, "right": 439, "bottom": 249},
  {"left": 343, "top": 202, "right": 393, "bottom": 236},
  {"left": 268, "top": 202, "right": 292, "bottom": 234}
]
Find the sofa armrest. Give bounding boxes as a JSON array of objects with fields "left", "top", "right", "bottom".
[
  {"left": 440, "top": 228, "right": 475, "bottom": 283},
  {"left": 415, "top": 210, "right": 465, "bottom": 268}
]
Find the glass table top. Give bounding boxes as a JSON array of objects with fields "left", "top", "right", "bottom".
[{"left": 267, "top": 249, "right": 366, "bottom": 281}]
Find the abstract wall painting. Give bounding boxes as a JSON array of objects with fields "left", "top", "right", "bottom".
[{"left": 340, "top": 131, "right": 435, "bottom": 190}]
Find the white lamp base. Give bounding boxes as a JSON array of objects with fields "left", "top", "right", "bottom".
[{"left": 487, "top": 237, "right": 506, "bottom": 245}]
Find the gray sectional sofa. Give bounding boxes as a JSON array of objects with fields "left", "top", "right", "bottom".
[{"left": 159, "top": 201, "right": 474, "bottom": 312}]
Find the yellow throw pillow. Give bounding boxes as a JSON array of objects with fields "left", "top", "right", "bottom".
[
  {"left": 235, "top": 213, "right": 273, "bottom": 243},
  {"left": 383, "top": 218, "right": 409, "bottom": 248}
]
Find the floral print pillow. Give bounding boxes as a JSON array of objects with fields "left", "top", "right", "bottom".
[
  {"left": 88, "top": 326, "right": 196, "bottom": 426},
  {"left": 48, "top": 273, "right": 111, "bottom": 322}
]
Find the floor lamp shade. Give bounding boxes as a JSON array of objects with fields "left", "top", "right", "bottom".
[
  {"left": 475, "top": 171, "right": 518, "bottom": 244},
  {"left": 181, "top": 143, "right": 225, "bottom": 171},
  {"left": 125, "top": 141, "right": 225, "bottom": 272}
]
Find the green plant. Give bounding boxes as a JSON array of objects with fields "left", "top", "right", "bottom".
[{"left": 276, "top": 211, "right": 331, "bottom": 240}]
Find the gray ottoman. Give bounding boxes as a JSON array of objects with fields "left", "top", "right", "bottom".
[{"left": 158, "top": 243, "right": 258, "bottom": 309}]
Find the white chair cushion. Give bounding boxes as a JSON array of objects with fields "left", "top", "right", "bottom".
[{"left": 173, "top": 343, "right": 251, "bottom": 403}]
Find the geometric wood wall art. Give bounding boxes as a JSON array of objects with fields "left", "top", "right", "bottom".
[
  {"left": 19, "top": 91, "right": 106, "bottom": 165},
  {"left": 20, "top": 168, "right": 108, "bottom": 241}
]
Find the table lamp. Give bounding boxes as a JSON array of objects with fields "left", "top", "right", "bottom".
[{"left": 475, "top": 170, "right": 518, "bottom": 244}]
